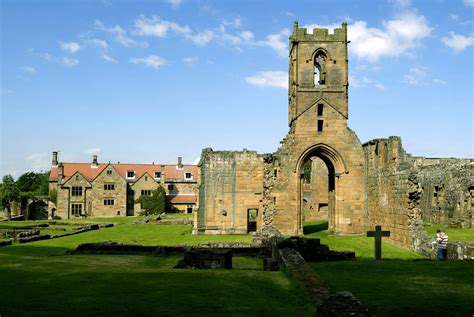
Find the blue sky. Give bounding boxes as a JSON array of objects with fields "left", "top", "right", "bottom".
[{"left": 1, "top": 0, "right": 473, "bottom": 178}]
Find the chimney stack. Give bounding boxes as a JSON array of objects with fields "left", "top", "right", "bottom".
[
  {"left": 160, "top": 165, "right": 165, "bottom": 185},
  {"left": 52, "top": 151, "right": 58, "bottom": 167},
  {"left": 58, "top": 163, "right": 64, "bottom": 184},
  {"left": 92, "top": 155, "right": 98, "bottom": 168},
  {"left": 178, "top": 157, "right": 183, "bottom": 169}
]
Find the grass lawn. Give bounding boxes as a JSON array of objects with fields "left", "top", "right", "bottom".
[
  {"left": 0, "top": 217, "right": 313, "bottom": 316},
  {"left": 425, "top": 226, "right": 474, "bottom": 242},
  {"left": 304, "top": 221, "right": 474, "bottom": 316}
]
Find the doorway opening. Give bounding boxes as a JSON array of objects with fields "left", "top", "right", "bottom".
[{"left": 247, "top": 209, "right": 258, "bottom": 233}]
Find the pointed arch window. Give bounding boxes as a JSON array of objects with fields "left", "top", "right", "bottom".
[{"left": 314, "top": 52, "right": 327, "bottom": 85}]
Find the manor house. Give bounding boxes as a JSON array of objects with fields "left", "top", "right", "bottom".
[
  {"left": 49, "top": 152, "right": 198, "bottom": 218},
  {"left": 195, "top": 22, "right": 473, "bottom": 252}
]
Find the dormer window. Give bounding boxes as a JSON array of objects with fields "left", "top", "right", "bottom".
[
  {"left": 185, "top": 172, "right": 193, "bottom": 180},
  {"left": 154, "top": 172, "right": 161, "bottom": 179},
  {"left": 126, "top": 171, "right": 135, "bottom": 179}
]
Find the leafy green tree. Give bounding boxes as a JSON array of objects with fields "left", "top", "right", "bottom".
[
  {"left": 16, "top": 171, "right": 49, "bottom": 213},
  {"left": 302, "top": 160, "right": 312, "bottom": 183},
  {"left": 136, "top": 186, "right": 167, "bottom": 216},
  {"left": 0, "top": 175, "right": 20, "bottom": 220}
]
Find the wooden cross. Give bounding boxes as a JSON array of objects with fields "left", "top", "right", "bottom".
[{"left": 366, "top": 225, "right": 390, "bottom": 260}]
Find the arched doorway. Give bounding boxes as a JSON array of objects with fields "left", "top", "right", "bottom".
[{"left": 296, "top": 144, "right": 346, "bottom": 234}]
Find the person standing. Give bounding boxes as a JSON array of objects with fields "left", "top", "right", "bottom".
[{"left": 435, "top": 229, "right": 449, "bottom": 260}]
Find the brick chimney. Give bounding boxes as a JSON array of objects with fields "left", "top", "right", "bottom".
[
  {"left": 177, "top": 157, "right": 183, "bottom": 169},
  {"left": 58, "top": 163, "right": 64, "bottom": 184},
  {"left": 52, "top": 151, "right": 58, "bottom": 167},
  {"left": 160, "top": 165, "right": 166, "bottom": 185},
  {"left": 92, "top": 155, "right": 98, "bottom": 168}
]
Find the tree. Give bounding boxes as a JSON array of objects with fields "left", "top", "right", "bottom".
[
  {"left": 0, "top": 175, "right": 20, "bottom": 220},
  {"left": 136, "top": 186, "right": 167, "bottom": 216},
  {"left": 16, "top": 171, "right": 49, "bottom": 213},
  {"left": 48, "top": 188, "right": 58, "bottom": 206}
]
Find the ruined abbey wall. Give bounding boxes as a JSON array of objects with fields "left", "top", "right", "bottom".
[
  {"left": 196, "top": 149, "right": 264, "bottom": 234},
  {"left": 364, "top": 136, "right": 473, "bottom": 251}
]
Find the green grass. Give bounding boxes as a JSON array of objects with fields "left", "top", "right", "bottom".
[
  {"left": 0, "top": 218, "right": 315, "bottom": 316},
  {"left": 425, "top": 226, "right": 474, "bottom": 242},
  {"left": 0, "top": 253, "right": 314, "bottom": 316},
  {"left": 304, "top": 221, "right": 424, "bottom": 260},
  {"left": 304, "top": 221, "right": 474, "bottom": 316},
  {"left": 311, "top": 260, "right": 474, "bottom": 316}
]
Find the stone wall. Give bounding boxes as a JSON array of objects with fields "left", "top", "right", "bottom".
[
  {"left": 196, "top": 149, "right": 264, "bottom": 234},
  {"left": 363, "top": 136, "right": 473, "bottom": 251},
  {"left": 89, "top": 167, "right": 127, "bottom": 217}
]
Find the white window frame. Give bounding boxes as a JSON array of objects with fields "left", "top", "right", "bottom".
[
  {"left": 154, "top": 171, "right": 161, "bottom": 180},
  {"left": 126, "top": 171, "right": 136, "bottom": 179},
  {"left": 184, "top": 172, "right": 193, "bottom": 181}
]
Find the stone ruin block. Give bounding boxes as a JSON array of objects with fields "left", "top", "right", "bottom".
[
  {"left": 278, "top": 237, "right": 355, "bottom": 262},
  {"left": 175, "top": 249, "right": 233, "bottom": 269}
]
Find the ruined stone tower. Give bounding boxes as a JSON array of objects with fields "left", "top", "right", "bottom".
[
  {"left": 196, "top": 22, "right": 367, "bottom": 236},
  {"left": 267, "top": 22, "right": 367, "bottom": 235}
]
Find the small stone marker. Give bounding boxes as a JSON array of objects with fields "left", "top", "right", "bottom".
[{"left": 366, "top": 225, "right": 390, "bottom": 260}]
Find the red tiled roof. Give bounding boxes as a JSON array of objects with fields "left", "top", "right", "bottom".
[
  {"left": 167, "top": 194, "right": 197, "bottom": 204},
  {"left": 50, "top": 163, "right": 198, "bottom": 183}
]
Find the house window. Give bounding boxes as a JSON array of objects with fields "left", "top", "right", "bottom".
[
  {"left": 185, "top": 172, "right": 193, "bottom": 180},
  {"left": 145, "top": 176, "right": 148, "bottom": 181},
  {"left": 107, "top": 170, "right": 112, "bottom": 175},
  {"left": 71, "top": 203, "right": 82, "bottom": 216},
  {"left": 71, "top": 186, "right": 82, "bottom": 196},
  {"left": 104, "top": 183, "right": 115, "bottom": 191},
  {"left": 141, "top": 190, "right": 152, "bottom": 196},
  {"left": 104, "top": 199, "right": 115, "bottom": 206},
  {"left": 168, "top": 184, "right": 174, "bottom": 191},
  {"left": 126, "top": 171, "right": 135, "bottom": 179},
  {"left": 154, "top": 172, "right": 161, "bottom": 179}
]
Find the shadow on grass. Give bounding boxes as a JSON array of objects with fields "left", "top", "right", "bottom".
[{"left": 303, "top": 221, "right": 328, "bottom": 235}]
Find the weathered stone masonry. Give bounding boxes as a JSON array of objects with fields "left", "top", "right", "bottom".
[
  {"left": 195, "top": 21, "right": 473, "bottom": 254},
  {"left": 363, "top": 136, "right": 473, "bottom": 251}
]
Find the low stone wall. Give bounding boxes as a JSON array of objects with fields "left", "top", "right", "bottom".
[
  {"left": 0, "top": 239, "right": 13, "bottom": 247},
  {"left": 447, "top": 242, "right": 474, "bottom": 260},
  {"left": 18, "top": 234, "right": 51, "bottom": 243}
]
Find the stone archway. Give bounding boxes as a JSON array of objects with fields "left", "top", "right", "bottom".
[{"left": 296, "top": 144, "right": 347, "bottom": 234}]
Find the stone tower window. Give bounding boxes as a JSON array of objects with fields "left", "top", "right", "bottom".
[
  {"left": 317, "top": 104, "right": 324, "bottom": 116},
  {"left": 317, "top": 120, "right": 324, "bottom": 132},
  {"left": 314, "top": 52, "right": 327, "bottom": 85}
]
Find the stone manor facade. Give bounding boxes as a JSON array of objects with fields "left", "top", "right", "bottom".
[
  {"left": 195, "top": 22, "right": 473, "bottom": 250},
  {"left": 49, "top": 153, "right": 198, "bottom": 219}
]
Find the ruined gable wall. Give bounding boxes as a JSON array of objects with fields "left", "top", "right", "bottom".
[
  {"left": 364, "top": 136, "right": 473, "bottom": 252},
  {"left": 196, "top": 149, "right": 264, "bottom": 234}
]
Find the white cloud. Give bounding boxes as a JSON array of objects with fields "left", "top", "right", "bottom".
[
  {"left": 245, "top": 71, "right": 288, "bottom": 89},
  {"left": 432, "top": 79, "right": 447, "bottom": 85},
  {"left": 20, "top": 66, "right": 36, "bottom": 74},
  {"left": 349, "top": 13, "right": 432, "bottom": 62},
  {"left": 85, "top": 148, "right": 102, "bottom": 155},
  {"left": 187, "top": 30, "right": 215, "bottom": 46},
  {"left": 25, "top": 153, "right": 50, "bottom": 172},
  {"left": 62, "top": 57, "right": 79, "bottom": 67},
  {"left": 402, "top": 66, "right": 428, "bottom": 85},
  {"left": 441, "top": 32, "right": 474, "bottom": 52},
  {"left": 257, "top": 29, "right": 290, "bottom": 58},
  {"left": 449, "top": 14, "right": 459, "bottom": 21},
  {"left": 134, "top": 15, "right": 191, "bottom": 38},
  {"left": 464, "top": 0, "right": 474, "bottom": 7},
  {"left": 191, "top": 156, "right": 201, "bottom": 165},
  {"left": 222, "top": 17, "right": 242, "bottom": 29},
  {"left": 349, "top": 75, "right": 384, "bottom": 91},
  {"left": 166, "top": 0, "right": 183, "bottom": 9},
  {"left": 390, "top": 0, "right": 412, "bottom": 7},
  {"left": 183, "top": 56, "right": 198, "bottom": 64},
  {"left": 95, "top": 20, "right": 148, "bottom": 47},
  {"left": 101, "top": 53, "right": 117, "bottom": 63},
  {"left": 130, "top": 55, "right": 166, "bottom": 69},
  {"left": 60, "top": 41, "right": 80, "bottom": 53}
]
